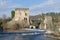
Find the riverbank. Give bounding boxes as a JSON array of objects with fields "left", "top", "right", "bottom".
[
  {"left": 44, "top": 33, "right": 60, "bottom": 40},
  {"left": 3, "top": 29, "right": 45, "bottom": 32},
  {"left": 4, "top": 29, "right": 30, "bottom": 32}
]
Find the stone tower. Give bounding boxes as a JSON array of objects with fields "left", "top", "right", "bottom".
[
  {"left": 13, "top": 8, "right": 29, "bottom": 25},
  {"left": 4, "top": 8, "right": 30, "bottom": 30},
  {"left": 44, "top": 16, "right": 52, "bottom": 30}
]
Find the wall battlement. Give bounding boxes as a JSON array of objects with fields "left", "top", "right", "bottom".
[{"left": 15, "top": 8, "right": 29, "bottom": 10}]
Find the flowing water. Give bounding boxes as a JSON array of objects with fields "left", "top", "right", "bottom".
[{"left": 0, "top": 32, "right": 58, "bottom": 40}]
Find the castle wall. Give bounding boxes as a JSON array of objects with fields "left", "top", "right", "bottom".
[{"left": 13, "top": 8, "right": 29, "bottom": 26}]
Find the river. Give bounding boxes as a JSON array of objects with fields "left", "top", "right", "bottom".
[{"left": 0, "top": 33, "right": 58, "bottom": 40}]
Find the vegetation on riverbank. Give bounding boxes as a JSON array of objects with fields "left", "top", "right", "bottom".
[{"left": 44, "top": 32, "right": 60, "bottom": 40}]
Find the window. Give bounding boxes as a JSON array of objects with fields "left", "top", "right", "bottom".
[
  {"left": 25, "top": 13, "right": 27, "bottom": 16},
  {"left": 24, "top": 18, "right": 27, "bottom": 21}
]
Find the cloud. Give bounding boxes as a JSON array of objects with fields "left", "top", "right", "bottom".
[
  {"left": 30, "top": 0, "right": 54, "bottom": 10},
  {"left": 30, "top": 0, "right": 60, "bottom": 15},
  {"left": 0, "top": 0, "right": 60, "bottom": 16},
  {"left": 0, "top": 0, "right": 22, "bottom": 17},
  {"left": 0, "top": 0, "right": 22, "bottom": 9},
  {"left": 7, "top": 4, "right": 22, "bottom": 9},
  {"left": 0, "top": 0, "right": 7, "bottom": 6}
]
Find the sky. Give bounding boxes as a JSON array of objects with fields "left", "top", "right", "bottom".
[{"left": 0, "top": 0, "right": 60, "bottom": 17}]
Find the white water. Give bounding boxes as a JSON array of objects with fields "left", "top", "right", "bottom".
[
  {"left": 24, "top": 28, "right": 45, "bottom": 31},
  {"left": 21, "top": 32, "right": 40, "bottom": 35},
  {"left": 20, "top": 29, "right": 45, "bottom": 36}
]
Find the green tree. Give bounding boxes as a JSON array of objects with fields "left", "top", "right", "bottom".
[
  {"left": 11, "top": 10, "right": 15, "bottom": 18},
  {"left": 0, "top": 19, "right": 3, "bottom": 32}
]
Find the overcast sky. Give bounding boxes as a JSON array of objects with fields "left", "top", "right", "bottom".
[{"left": 0, "top": 0, "right": 60, "bottom": 17}]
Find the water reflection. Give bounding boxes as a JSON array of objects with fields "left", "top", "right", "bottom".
[{"left": 0, "top": 33, "right": 57, "bottom": 40}]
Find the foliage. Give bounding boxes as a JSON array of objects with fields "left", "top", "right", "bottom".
[
  {"left": 0, "top": 17, "right": 12, "bottom": 31},
  {"left": 0, "top": 19, "right": 3, "bottom": 32},
  {"left": 11, "top": 10, "right": 15, "bottom": 18}
]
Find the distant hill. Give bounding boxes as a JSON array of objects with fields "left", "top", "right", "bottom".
[{"left": 30, "top": 12, "right": 60, "bottom": 20}]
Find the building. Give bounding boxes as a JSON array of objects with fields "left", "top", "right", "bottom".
[
  {"left": 4, "top": 8, "right": 30, "bottom": 30},
  {"left": 44, "top": 16, "right": 52, "bottom": 30},
  {"left": 39, "top": 15, "right": 53, "bottom": 30},
  {"left": 13, "top": 8, "right": 29, "bottom": 25}
]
